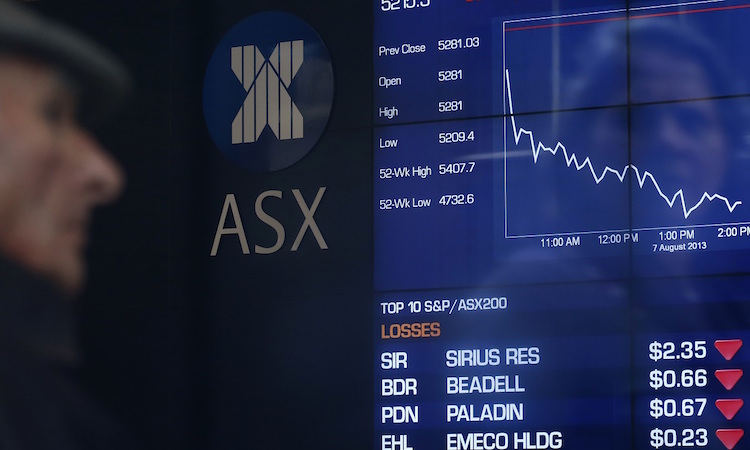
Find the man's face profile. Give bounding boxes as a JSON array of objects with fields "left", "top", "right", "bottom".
[{"left": 0, "top": 55, "right": 124, "bottom": 294}]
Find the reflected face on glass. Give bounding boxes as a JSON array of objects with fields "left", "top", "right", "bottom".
[
  {"left": 631, "top": 48, "right": 728, "bottom": 200},
  {"left": 0, "top": 55, "right": 124, "bottom": 295}
]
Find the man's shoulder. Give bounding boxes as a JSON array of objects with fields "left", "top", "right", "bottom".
[{"left": 0, "top": 347, "right": 135, "bottom": 450}]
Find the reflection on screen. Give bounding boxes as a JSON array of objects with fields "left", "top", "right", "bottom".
[{"left": 374, "top": 1, "right": 750, "bottom": 449}]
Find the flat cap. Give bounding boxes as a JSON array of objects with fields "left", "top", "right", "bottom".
[{"left": 0, "top": 0, "right": 130, "bottom": 124}]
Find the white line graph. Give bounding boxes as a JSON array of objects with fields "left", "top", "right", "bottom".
[{"left": 504, "top": 69, "right": 742, "bottom": 224}]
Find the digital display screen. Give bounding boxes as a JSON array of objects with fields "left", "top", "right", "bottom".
[{"left": 374, "top": 1, "right": 750, "bottom": 449}]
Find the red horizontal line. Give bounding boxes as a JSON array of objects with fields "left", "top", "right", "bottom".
[
  {"left": 505, "top": 3, "right": 750, "bottom": 32},
  {"left": 505, "top": 15, "right": 624, "bottom": 32},
  {"left": 634, "top": 2, "right": 750, "bottom": 19}
]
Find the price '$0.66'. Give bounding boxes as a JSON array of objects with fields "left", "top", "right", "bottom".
[{"left": 649, "top": 369, "right": 708, "bottom": 390}]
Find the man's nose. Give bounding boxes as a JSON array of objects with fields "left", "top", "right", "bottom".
[{"left": 74, "top": 128, "right": 125, "bottom": 204}]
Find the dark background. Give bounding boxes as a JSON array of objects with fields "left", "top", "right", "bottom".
[{"left": 29, "top": 1, "right": 373, "bottom": 448}]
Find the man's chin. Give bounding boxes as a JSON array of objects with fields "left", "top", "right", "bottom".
[{"left": 46, "top": 256, "right": 86, "bottom": 297}]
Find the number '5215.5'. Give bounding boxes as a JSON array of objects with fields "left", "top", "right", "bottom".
[{"left": 381, "top": 0, "right": 431, "bottom": 12}]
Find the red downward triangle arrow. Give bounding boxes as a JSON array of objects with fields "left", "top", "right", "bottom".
[
  {"left": 715, "top": 339, "right": 743, "bottom": 361},
  {"left": 716, "top": 399, "right": 744, "bottom": 420},
  {"left": 716, "top": 369, "right": 744, "bottom": 390},
  {"left": 716, "top": 429, "right": 744, "bottom": 450}
]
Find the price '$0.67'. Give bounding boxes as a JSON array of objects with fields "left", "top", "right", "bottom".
[{"left": 649, "top": 398, "right": 707, "bottom": 419}]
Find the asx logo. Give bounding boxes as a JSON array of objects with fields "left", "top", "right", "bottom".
[
  {"left": 203, "top": 12, "right": 334, "bottom": 172},
  {"left": 210, "top": 188, "right": 327, "bottom": 256},
  {"left": 231, "top": 41, "right": 304, "bottom": 144}
]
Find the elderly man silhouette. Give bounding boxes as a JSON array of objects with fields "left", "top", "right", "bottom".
[{"left": 0, "top": 1, "right": 133, "bottom": 448}]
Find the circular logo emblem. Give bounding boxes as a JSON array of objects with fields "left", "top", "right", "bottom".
[{"left": 203, "top": 12, "right": 334, "bottom": 172}]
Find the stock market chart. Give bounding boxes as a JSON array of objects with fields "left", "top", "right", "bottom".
[{"left": 374, "top": 1, "right": 750, "bottom": 449}]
